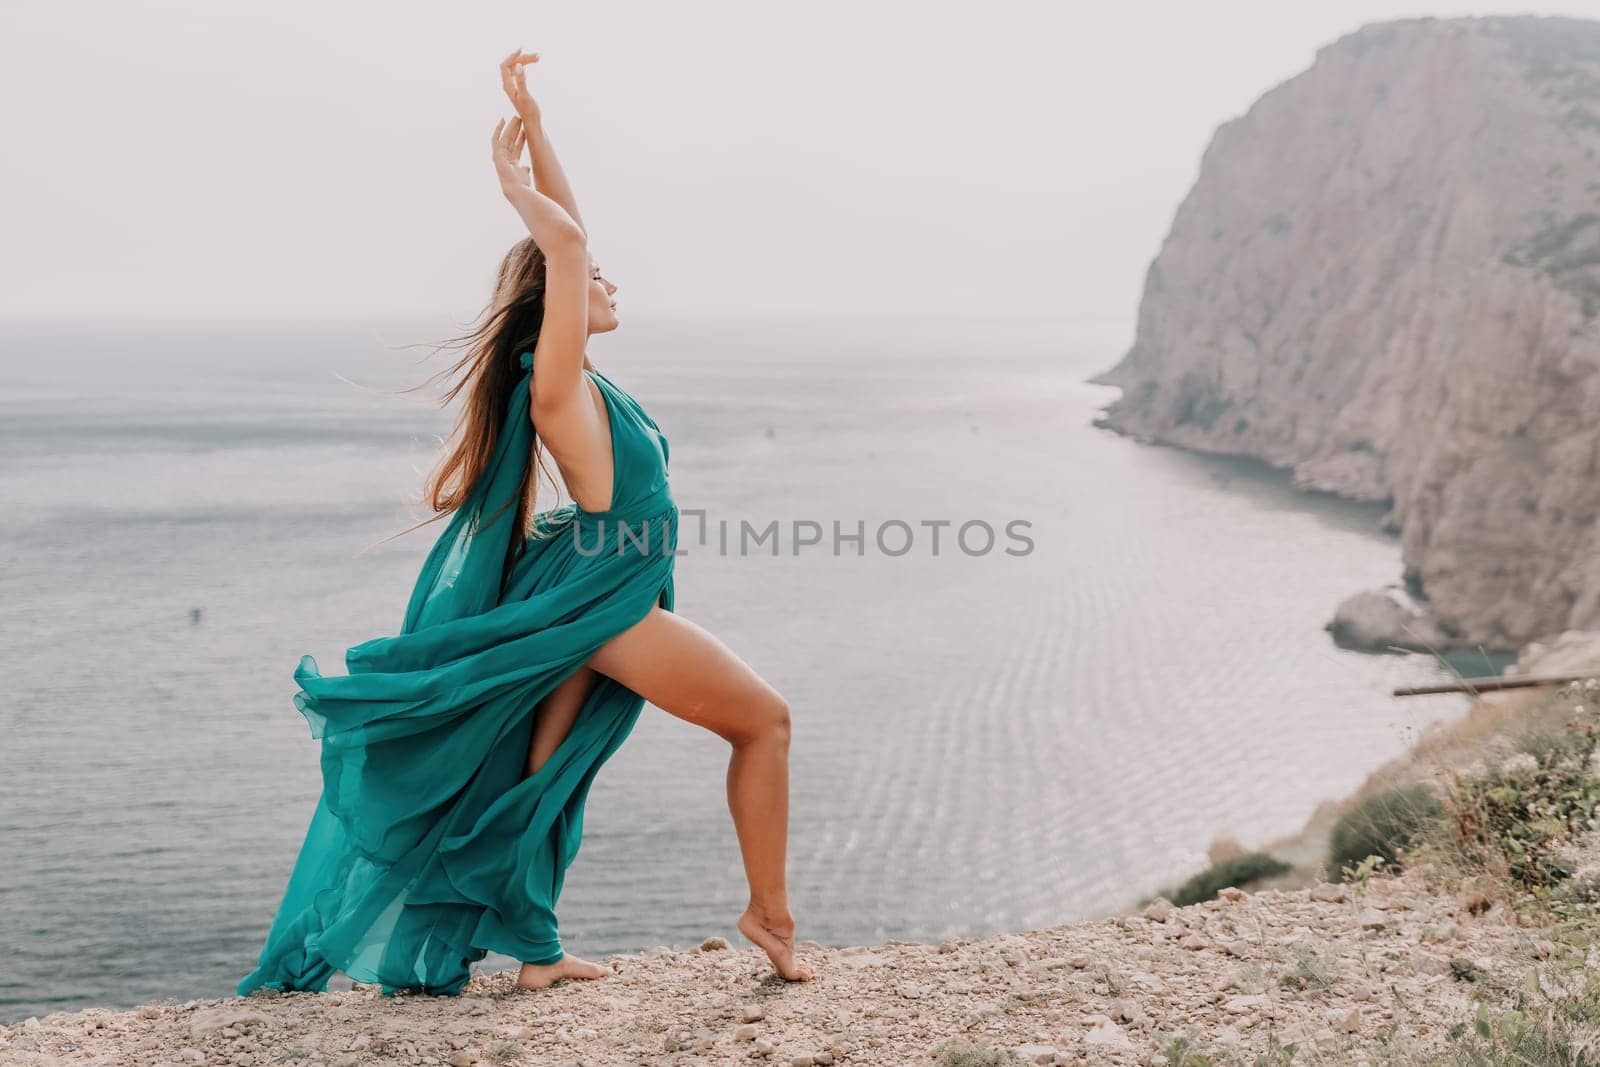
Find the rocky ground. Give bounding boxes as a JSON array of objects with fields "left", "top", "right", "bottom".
[{"left": 0, "top": 861, "right": 1553, "bottom": 1067}]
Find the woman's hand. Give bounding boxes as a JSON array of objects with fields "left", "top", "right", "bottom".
[
  {"left": 494, "top": 47, "right": 588, "bottom": 235},
  {"left": 491, "top": 116, "right": 533, "bottom": 197},
  {"left": 491, "top": 116, "right": 585, "bottom": 250},
  {"left": 500, "top": 48, "right": 542, "bottom": 129}
]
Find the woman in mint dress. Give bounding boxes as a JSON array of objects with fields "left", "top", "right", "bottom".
[{"left": 239, "top": 50, "right": 812, "bottom": 996}]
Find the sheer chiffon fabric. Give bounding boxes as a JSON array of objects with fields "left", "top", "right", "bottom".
[{"left": 239, "top": 351, "right": 678, "bottom": 995}]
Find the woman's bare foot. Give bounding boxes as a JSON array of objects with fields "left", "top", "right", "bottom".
[
  {"left": 737, "top": 904, "right": 814, "bottom": 982},
  {"left": 515, "top": 953, "right": 615, "bottom": 990}
]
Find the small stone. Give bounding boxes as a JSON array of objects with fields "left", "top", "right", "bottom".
[
  {"left": 898, "top": 982, "right": 928, "bottom": 999},
  {"left": 1357, "top": 908, "right": 1390, "bottom": 930},
  {"left": 754, "top": 1037, "right": 776, "bottom": 1055},
  {"left": 190, "top": 1009, "right": 272, "bottom": 1040},
  {"left": 1085, "top": 1017, "right": 1133, "bottom": 1048},
  {"left": 813, "top": 1053, "right": 834, "bottom": 1065},
  {"left": 448, "top": 1053, "right": 473, "bottom": 1067},
  {"left": 1216, "top": 886, "right": 1246, "bottom": 901},
  {"left": 742, "top": 1004, "right": 766, "bottom": 1023},
  {"left": 735, "top": 1023, "right": 760, "bottom": 1040},
  {"left": 1142, "top": 897, "right": 1174, "bottom": 922},
  {"left": 1331, "top": 1007, "right": 1362, "bottom": 1033},
  {"left": 1129, "top": 971, "right": 1166, "bottom": 993},
  {"left": 1012, "top": 1043, "right": 1060, "bottom": 1064},
  {"left": 1223, "top": 995, "right": 1267, "bottom": 1015},
  {"left": 937, "top": 941, "right": 958, "bottom": 953},
  {"left": 1310, "top": 883, "right": 1347, "bottom": 903},
  {"left": 1025, "top": 957, "right": 1071, "bottom": 975},
  {"left": 700, "top": 935, "right": 731, "bottom": 951},
  {"left": 1411, "top": 951, "right": 1451, "bottom": 976},
  {"left": 179, "top": 1050, "right": 205, "bottom": 1065},
  {"left": 1178, "top": 933, "right": 1212, "bottom": 950},
  {"left": 790, "top": 1055, "right": 816, "bottom": 1067}
]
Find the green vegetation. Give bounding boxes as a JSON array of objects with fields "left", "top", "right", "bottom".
[
  {"left": 1173, "top": 377, "right": 1234, "bottom": 431},
  {"left": 1395, "top": 682, "right": 1600, "bottom": 1064},
  {"left": 1161, "top": 1036, "right": 1219, "bottom": 1065},
  {"left": 1441, "top": 709, "right": 1600, "bottom": 890},
  {"left": 1504, "top": 213, "right": 1600, "bottom": 268},
  {"left": 1327, "top": 784, "right": 1446, "bottom": 880},
  {"left": 1503, "top": 213, "right": 1600, "bottom": 317},
  {"left": 933, "top": 1037, "right": 1018, "bottom": 1066},
  {"left": 1432, "top": 960, "right": 1600, "bottom": 1065},
  {"left": 1169, "top": 852, "right": 1292, "bottom": 906},
  {"left": 1161, "top": 1033, "right": 1298, "bottom": 1065},
  {"left": 1278, "top": 943, "right": 1337, "bottom": 993}
]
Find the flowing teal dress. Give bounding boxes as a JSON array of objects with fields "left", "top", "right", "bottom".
[{"left": 239, "top": 350, "right": 678, "bottom": 996}]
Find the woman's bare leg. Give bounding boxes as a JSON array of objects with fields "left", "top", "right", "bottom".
[
  {"left": 516, "top": 665, "right": 615, "bottom": 990},
  {"left": 588, "top": 606, "right": 812, "bottom": 982},
  {"left": 525, "top": 664, "right": 597, "bottom": 777}
]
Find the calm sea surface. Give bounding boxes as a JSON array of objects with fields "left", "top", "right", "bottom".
[{"left": 0, "top": 314, "right": 1476, "bottom": 1021}]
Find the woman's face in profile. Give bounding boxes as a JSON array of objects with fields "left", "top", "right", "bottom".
[{"left": 587, "top": 257, "right": 619, "bottom": 334}]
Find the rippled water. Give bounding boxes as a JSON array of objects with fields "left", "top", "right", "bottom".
[{"left": 0, "top": 313, "right": 1472, "bottom": 1020}]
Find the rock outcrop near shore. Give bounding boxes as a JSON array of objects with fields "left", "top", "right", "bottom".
[{"left": 1093, "top": 16, "right": 1600, "bottom": 650}]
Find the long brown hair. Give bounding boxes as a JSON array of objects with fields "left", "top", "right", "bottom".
[{"left": 369, "top": 236, "right": 565, "bottom": 561}]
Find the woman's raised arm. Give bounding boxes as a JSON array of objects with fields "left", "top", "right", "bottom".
[
  {"left": 490, "top": 116, "right": 589, "bottom": 407},
  {"left": 500, "top": 49, "right": 588, "bottom": 238}
]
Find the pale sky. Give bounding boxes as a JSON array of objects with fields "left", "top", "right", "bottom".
[{"left": 4, "top": 0, "right": 1598, "bottom": 321}]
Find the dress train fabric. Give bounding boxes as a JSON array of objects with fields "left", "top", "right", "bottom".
[{"left": 239, "top": 350, "right": 678, "bottom": 995}]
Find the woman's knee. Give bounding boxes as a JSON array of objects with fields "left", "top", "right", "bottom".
[{"left": 735, "top": 687, "right": 791, "bottom": 748}]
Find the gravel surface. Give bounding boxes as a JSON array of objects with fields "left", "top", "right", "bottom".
[{"left": 0, "top": 864, "right": 1545, "bottom": 1066}]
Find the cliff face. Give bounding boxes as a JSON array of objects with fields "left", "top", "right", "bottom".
[{"left": 1094, "top": 16, "right": 1600, "bottom": 650}]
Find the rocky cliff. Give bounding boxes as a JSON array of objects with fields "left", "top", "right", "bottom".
[{"left": 1093, "top": 16, "right": 1600, "bottom": 650}]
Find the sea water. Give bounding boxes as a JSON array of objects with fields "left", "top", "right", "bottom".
[{"left": 0, "top": 313, "right": 1469, "bottom": 1020}]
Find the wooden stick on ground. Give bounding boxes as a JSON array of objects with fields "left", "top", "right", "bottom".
[{"left": 1392, "top": 672, "right": 1598, "bottom": 697}]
